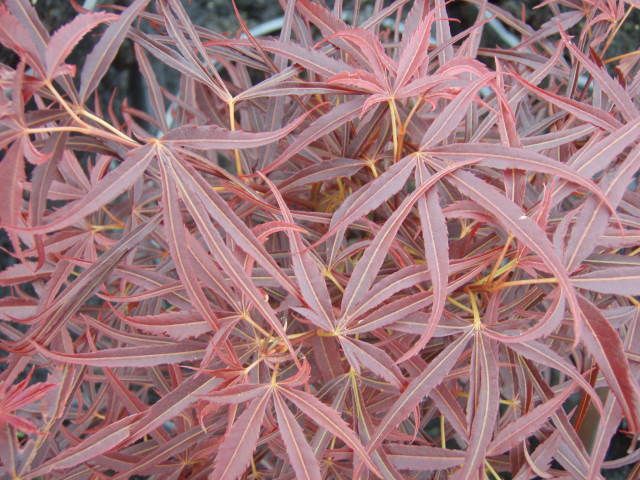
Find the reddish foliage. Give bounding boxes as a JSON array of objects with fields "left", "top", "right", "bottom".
[{"left": 1, "top": 0, "right": 640, "bottom": 478}]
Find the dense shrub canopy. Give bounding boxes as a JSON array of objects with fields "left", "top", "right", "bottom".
[{"left": 1, "top": 0, "right": 640, "bottom": 478}]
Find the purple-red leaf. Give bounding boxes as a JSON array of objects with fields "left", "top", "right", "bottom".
[
  {"left": 211, "top": 392, "right": 270, "bottom": 480},
  {"left": 79, "top": 0, "right": 150, "bottom": 101},
  {"left": 579, "top": 296, "right": 640, "bottom": 432},
  {"left": 366, "top": 330, "right": 473, "bottom": 455},
  {"left": 280, "top": 386, "right": 380, "bottom": 477},
  {"left": 273, "top": 391, "right": 322, "bottom": 480},
  {"left": 45, "top": 12, "right": 116, "bottom": 78}
]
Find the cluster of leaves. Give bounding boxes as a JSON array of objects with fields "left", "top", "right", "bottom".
[{"left": 0, "top": 0, "right": 640, "bottom": 478}]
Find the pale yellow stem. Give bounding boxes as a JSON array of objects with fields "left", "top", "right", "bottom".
[
  {"left": 486, "top": 234, "right": 513, "bottom": 284},
  {"left": 494, "top": 277, "right": 558, "bottom": 289},
  {"left": 485, "top": 460, "right": 503, "bottom": 480},
  {"left": 45, "top": 80, "right": 84, "bottom": 125},
  {"left": 469, "top": 290, "right": 482, "bottom": 330},
  {"left": 80, "top": 109, "right": 137, "bottom": 145},
  {"left": 605, "top": 49, "right": 640, "bottom": 64},
  {"left": 325, "top": 268, "right": 345, "bottom": 293},
  {"left": 388, "top": 98, "right": 400, "bottom": 161},
  {"left": 403, "top": 96, "right": 424, "bottom": 132},
  {"left": 229, "top": 99, "right": 243, "bottom": 177}
]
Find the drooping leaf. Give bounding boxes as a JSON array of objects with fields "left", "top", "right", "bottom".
[
  {"left": 273, "top": 391, "right": 322, "bottom": 480},
  {"left": 452, "top": 333, "right": 499, "bottom": 479},
  {"left": 488, "top": 381, "right": 577, "bottom": 455},
  {"left": 118, "top": 310, "right": 210, "bottom": 341},
  {"left": 211, "top": 392, "right": 270, "bottom": 480},
  {"left": 366, "top": 330, "right": 473, "bottom": 455},
  {"left": 203, "top": 384, "right": 268, "bottom": 405},
  {"left": 45, "top": 12, "right": 116, "bottom": 78},
  {"left": 263, "top": 174, "right": 336, "bottom": 331},
  {"left": 507, "top": 339, "right": 603, "bottom": 413},
  {"left": 513, "top": 72, "right": 621, "bottom": 131},
  {"left": 386, "top": 444, "right": 465, "bottom": 471},
  {"left": 32, "top": 342, "right": 206, "bottom": 367},
  {"left": 280, "top": 386, "right": 380, "bottom": 477},
  {"left": 560, "top": 29, "right": 639, "bottom": 121},
  {"left": 420, "top": 73, "right": 493, "bottom": 148},
  {"left": 158, "top": 149, "right": 219, "bottom": 330},
  {"left": 0, "top": 375, "right": 54, "bottom": 433},
  {"left": 260, "top": 99, "right": 364, "bottom": 174},
  {"left": 340, "top": 337, "right": 403, "bottom": 388},
  {"left": 25, "top": 413, "right": 142, "bottom": 478},
  {"left": 397, "top": 161, "right": 449, "bottom": 362},
  {"left": 79, "top": 0, "right": 150, "bottom": 101},
  {"left": 578, "top": 295, "right": 640, "bottom": 432},
  {"left": 565, "top": 144, "right": 640, "bottom": 271},
  {"left": 393, "top": 11, "right": 433, "bottom": 91},
  {"left": 16, "top": 216, "right": 160, "bottom": 350},
  {"left": 11, "top": 145, "right": 155, "bottom": 234},
  {"left": 572, "top": 267, "right": 640, "bottom": 295},
  {"left": 0, "top": 141, "right": 25, "bottom": 254},
  {"left": 162, "top": 109, "right": 312, "bottom": 151}
]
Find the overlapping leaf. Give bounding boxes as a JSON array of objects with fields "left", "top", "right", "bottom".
[{"left": 1, "top": 1, "right": 639, "bottom": 478}]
